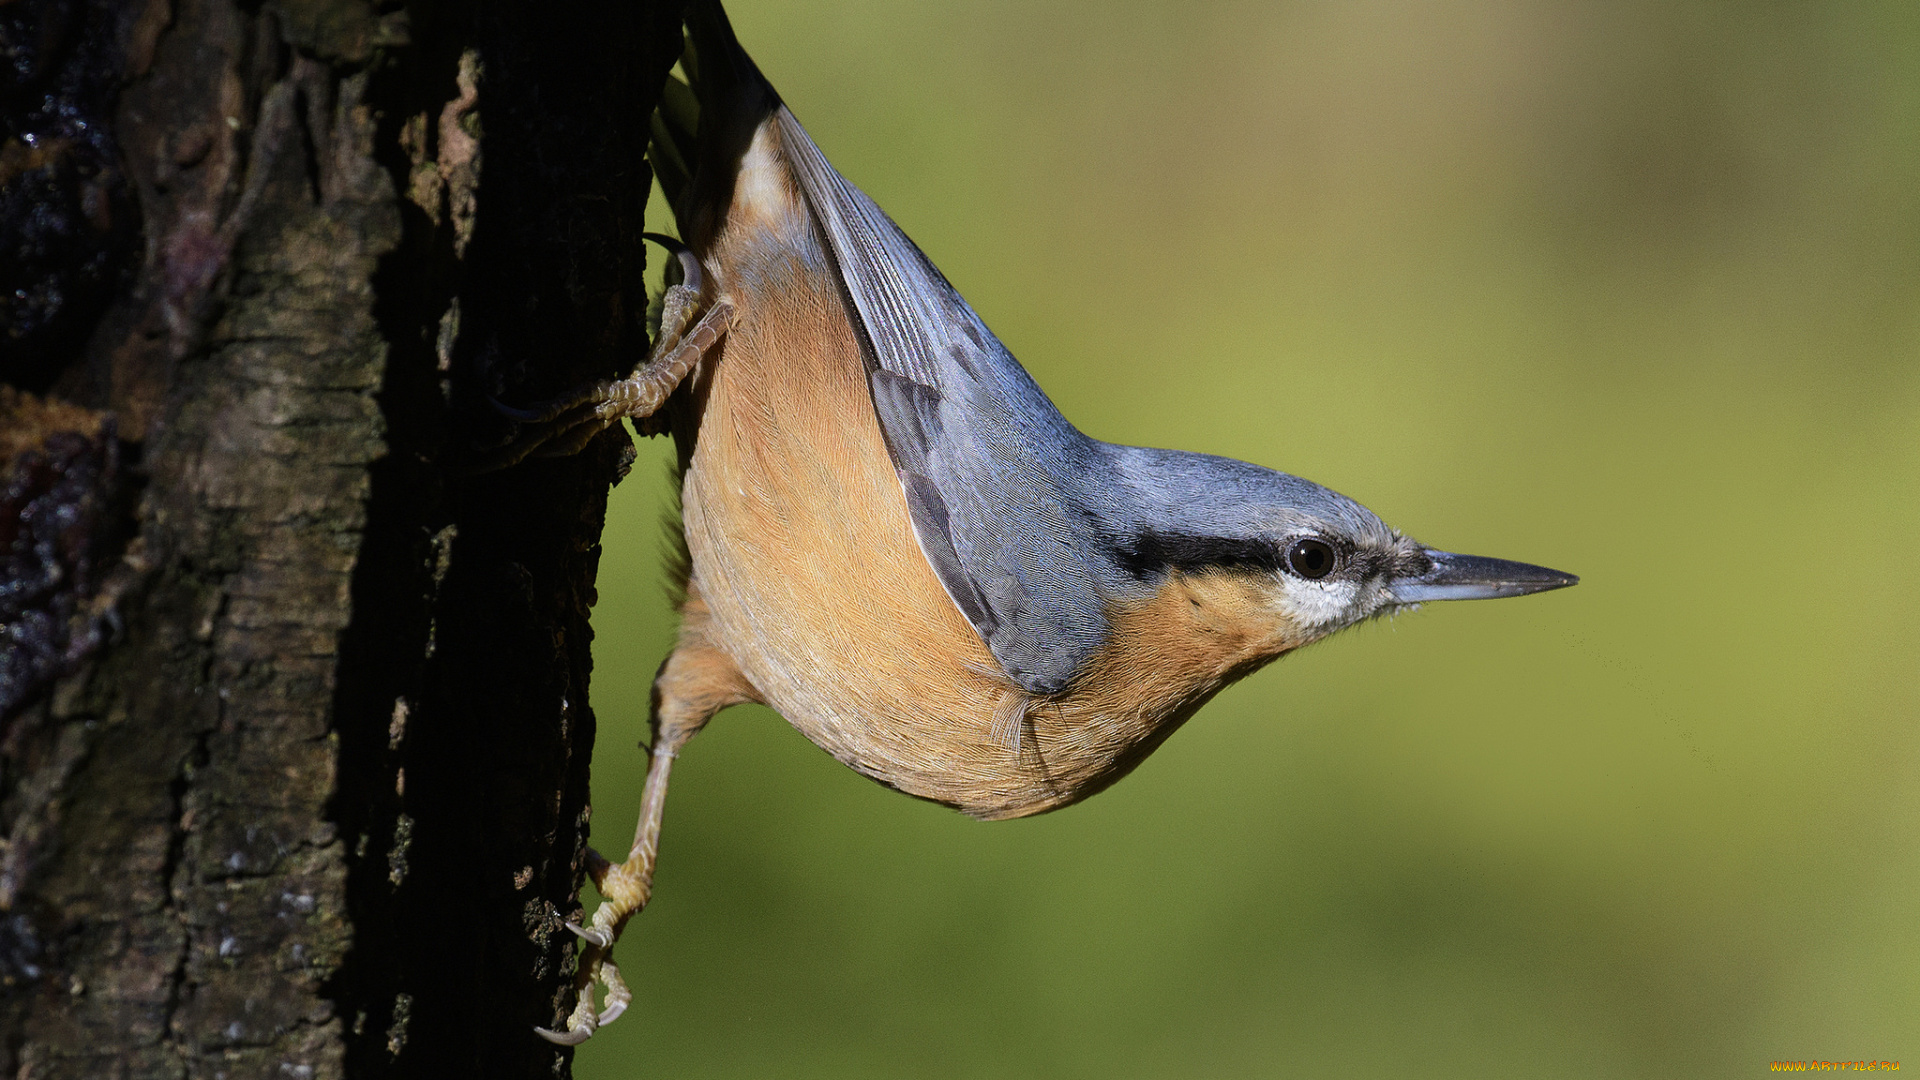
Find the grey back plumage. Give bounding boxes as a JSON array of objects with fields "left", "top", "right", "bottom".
[{"left": 775, "top": 108, "right": 1117, "bottom": 694}]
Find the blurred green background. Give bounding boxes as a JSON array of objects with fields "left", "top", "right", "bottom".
[{"left": 576, "top": 1, "right": 1918, "bottom": 1076}]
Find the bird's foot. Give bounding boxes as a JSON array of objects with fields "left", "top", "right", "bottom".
[
  {"left": 483, "top": 286, "right": 731, "bottom": 469},
  {"left": 535, "top": 851, "right": 651, "bottom": 1045},
  {"left": 534, "top": 952, "right": 631, "bottom": 1045}
]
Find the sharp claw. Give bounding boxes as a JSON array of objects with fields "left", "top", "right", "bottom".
[
  {"left": 534, "top": 977, "right": 607, "bottom": 1045},
  {"left": 671, "top": 251, "right": 703, "bottom": 294},
  {"left": 534, "top": 1024, "right": 595, "bottom": 1046},
  {"left": 564, "top": 921, "right": 613, "bottom": 949},
  {"left": 640, "top": 231, "right": 687, "bottom": 254},
  {"left": 598, "top": 999, "right": 628, "bottom": 1026},
  {"left": 642, "top": 231, "right": 703, "bottom": 295}
]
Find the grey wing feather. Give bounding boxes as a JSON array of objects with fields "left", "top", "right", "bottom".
[{"left": 773, "top": 107, "right": 1116, "bottom": 695}]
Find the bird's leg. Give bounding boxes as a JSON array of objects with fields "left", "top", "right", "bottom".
[
  {"left": 534, "top": 724, "right": 684, "bottom": 1046},
  {"left": 536, "top": 589, "right": 759, "bottom": 1045},
  {"left": 487, "top": 246, "right": 732, "bottom": 468}
]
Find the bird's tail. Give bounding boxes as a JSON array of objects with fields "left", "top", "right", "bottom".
[{"left": 651, "top": 0, "right": 782, "bottom": 248}]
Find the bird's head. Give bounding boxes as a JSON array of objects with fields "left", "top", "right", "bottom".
[
  {"left": 1114, "top": 448, "right": 1577, "bottom": 654},
  {"left": 1257, "top": 514, "right": 1578, "bottom": 644}
]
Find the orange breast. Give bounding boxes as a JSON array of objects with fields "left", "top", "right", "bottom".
[{"left": 676, "top": 119, "right": 1032, "bottom": 810}]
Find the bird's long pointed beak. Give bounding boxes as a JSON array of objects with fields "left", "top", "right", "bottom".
[{"left": 1389, "top": 549, "right": 1579, "bottom": 603}]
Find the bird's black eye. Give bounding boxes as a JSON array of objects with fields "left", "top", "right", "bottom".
[{"left": 1283, "top": 537, "right": 1338, "bottom": 580}]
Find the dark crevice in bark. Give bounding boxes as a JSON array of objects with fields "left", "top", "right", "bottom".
[
  {"left": 325, "top": 11, "right": 465, "bottom": 1074},
  {"left": 154, "top": 719, "right": 211, "bottom": 1072}
]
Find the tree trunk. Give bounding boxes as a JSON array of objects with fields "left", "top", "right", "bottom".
[{"left": 0, "top": 0, "right": 681, "bottom": 1075}]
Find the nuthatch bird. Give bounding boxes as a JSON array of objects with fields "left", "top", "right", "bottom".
[{"left": 508, "top": 0, "right": 1577, "bottom": 1044}]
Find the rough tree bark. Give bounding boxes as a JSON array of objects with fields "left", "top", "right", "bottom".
[{"left": 0, "top": 0, "right": 682, "bottom": 1075}]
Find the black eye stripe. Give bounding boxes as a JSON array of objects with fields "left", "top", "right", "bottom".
[
  {"left": 1115, "top": 530, "right": 1285, "bottom": 578},
  {"left": 1117, "top": 530, "right": 1371, "bottom": 582}
]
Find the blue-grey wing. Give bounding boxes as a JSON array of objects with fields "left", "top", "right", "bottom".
[{"left": 773, "top": 107, "right": 1113, "bottom": 695}]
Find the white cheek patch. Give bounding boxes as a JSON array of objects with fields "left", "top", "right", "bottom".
[{"left": 1272, "top": 577, "right": 1361, "bottom": 632}]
